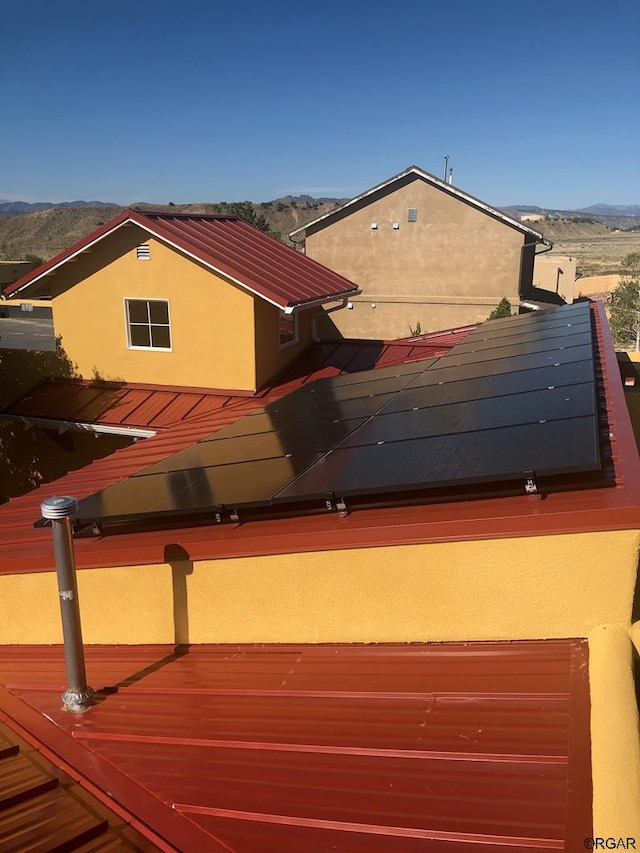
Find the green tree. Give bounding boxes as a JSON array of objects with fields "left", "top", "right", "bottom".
[
  {"left": 487, "top": 297, "right": 512, "bottom": 321},
  {"left": 224, "top": 201, "right": 273, "bottom": 235},
  {"left": 23, "top": 253, "right": 44, "bottom": 268},
  {"left": 609, "top": 252, "right": 640, "bottom": 349}
]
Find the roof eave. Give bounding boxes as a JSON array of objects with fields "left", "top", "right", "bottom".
[
  {"left": 283, "top": 288, "right": 361, "bottom": 314},
  {"left": 3, "top": 210, "right": 135, "bottom": 298}
]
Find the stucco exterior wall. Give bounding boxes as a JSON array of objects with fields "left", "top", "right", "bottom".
[
  {"left": 1, "top": 529, "right": 636, "bottom": 646},
  {"left": 45, "top": 227, "right": 303, "bottom": 391},
  {"left": 253, "top": 298, "right": 314, "bottom": 389},
  {"left": 305, "top": 178, "right": 525, "bottom": 338},
  {"left": 533, "top": 254, "right": 577, "bottom": 303}
]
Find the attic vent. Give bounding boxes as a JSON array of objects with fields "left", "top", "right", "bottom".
[
  {"left": 408, "top": 208, "right": 418, "bottom": 222},
  {"left": 136, "top": 244, "right": 150, "bottom": 260}
]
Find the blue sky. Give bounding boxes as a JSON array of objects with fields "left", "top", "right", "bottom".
[{"left": 2, "top": 0, "right": 638, "bottom": 208}]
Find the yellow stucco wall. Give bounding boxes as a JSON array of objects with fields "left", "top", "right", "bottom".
[
  {"left": 589, "top": 624, "right": 640, "bottom": 838},
  {"left": 1, "top": 529, "right": 637, "bottom": 646},
  {"left": 45, "top": 226, "right": 307, "bottom": 391},
  {"left": 306, "top": 178, "right": 525, "bottom": 338},
  {"left": 253, "top": 297, "right": 314, "bottom": 389}
]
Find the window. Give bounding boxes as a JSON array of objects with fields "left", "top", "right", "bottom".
[
  {"left": 136, "top": 243, "right": 151, "bottom": 260},
  {"left": 279, "top": 310, "right": 297, "bottom": 347},
  {"left": 407, "top": 208, "right": 418, "bottom": 222},
  {"left": 125, "top": 299, "right": 171, "bottom": 350}
]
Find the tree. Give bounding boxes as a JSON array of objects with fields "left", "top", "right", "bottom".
[
  {"left": 487, "top": 297, "right": 512, "bottom": 321},
  {"left": 608, "top": 252, "right": 640, "bottom": 349},
  {"left": 225, "top": 202, "right": 274, "bottom": 235}
]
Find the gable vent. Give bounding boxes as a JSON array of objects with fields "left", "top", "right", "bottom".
[
  {"left": 407, "top": 208, "right": 418, "bottom": 222},
  {"left": 136, "top": 243, "right": 151, "bottom": 260}
]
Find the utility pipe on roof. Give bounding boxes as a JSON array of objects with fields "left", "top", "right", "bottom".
[{"left": 41, "top": 496, "right": 94, "bottom": 712}]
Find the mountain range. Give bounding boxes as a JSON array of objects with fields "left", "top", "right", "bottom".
[{"left": 2, "top": 198, "right": 639, "bottom": 219}]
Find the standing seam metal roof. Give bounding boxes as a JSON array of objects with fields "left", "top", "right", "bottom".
[
  {"left": 0, "top": 639, "right": 592, "bottom": 851},
  {"left": 4, "top": 209, "right": 361, "bottom": 309}
]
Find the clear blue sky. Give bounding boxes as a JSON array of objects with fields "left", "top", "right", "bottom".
[{"left": 2, "top": 0, "right": 638, "bottom": 208}]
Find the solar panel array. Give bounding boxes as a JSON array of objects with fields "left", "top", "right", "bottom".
[{"left": 77, "top": 302, "right": 601, "bottom": 530}]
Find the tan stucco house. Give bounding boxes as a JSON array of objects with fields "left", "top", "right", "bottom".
[{"left": 291, "top": 165, "right": 563, "bottom": 338}]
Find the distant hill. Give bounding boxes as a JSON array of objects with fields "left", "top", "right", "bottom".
[
  {"left": 577, "top": 204, "right": 640, "bottom": 216},
  {"left": 500, "top": 205, "right": 640, "bottom": 232},
  {"left": 0, "top": 194, "right": 639, "bottom": 264},
  {"left": 0, "top": 198, "right": 344, "bottom": 260},
  {"left": 0, "top": 199, "right": 117, "bottom": 217}
]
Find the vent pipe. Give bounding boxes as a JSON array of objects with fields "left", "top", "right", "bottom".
[
  {"left": 41, "top": 496, "right": 94, "bottom": 712},
  {"left": 443, "top": 154, "right": 449, "bottom": 182}
]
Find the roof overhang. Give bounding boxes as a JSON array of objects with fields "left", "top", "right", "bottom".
[
  {"left": 289, "top": 166, "right": 545, "bottom": 241},
  {"left": 1, "top": 413, "right": 156, "bottom": 439}
]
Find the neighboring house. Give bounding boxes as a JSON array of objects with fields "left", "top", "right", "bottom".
[
  {"left": 0, "top": 260, "right": 35, "bottom": 290},
  {"left": 0, "top": 301, "right": 639, "bottom": 847},
  {"left": 4, "top": 209, "right": 360, "bottom": 391},
  {"left": 290, "top": 165, "right": 562, "bottom": 339}
]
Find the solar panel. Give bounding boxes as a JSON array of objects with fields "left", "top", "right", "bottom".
[{"left": 76, "top": 302, "right": 605, "bottom": 530}]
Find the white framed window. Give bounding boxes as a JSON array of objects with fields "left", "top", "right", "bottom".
[
  {"left": 279, "top": 310, "right": 298, "bottom": 347},
  {"left": 136, "top": 243, "right": 151, "bottom": 260},
  {"left": 125, "top": 299, "right": 172, "bottom": 350}
]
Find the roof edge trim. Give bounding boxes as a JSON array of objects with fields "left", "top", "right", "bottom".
[{"left": 5, "top": 213, "right": 133, "bottom": 296}]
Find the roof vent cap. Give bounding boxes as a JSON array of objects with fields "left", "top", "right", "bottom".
[{"left": 41, "top": 496, "right": 78, "bottom": 520}]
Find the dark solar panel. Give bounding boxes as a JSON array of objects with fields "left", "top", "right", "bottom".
[{"left": 76, "top": 302, "right": 604, "bottom": 530}]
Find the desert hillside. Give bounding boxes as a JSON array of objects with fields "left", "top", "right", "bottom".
[
  {"left": 0, "top": 199, "right": 343, "bottom": 261},
  {"left": 1, "top": 199, "right": 639, "bottom": 279}
]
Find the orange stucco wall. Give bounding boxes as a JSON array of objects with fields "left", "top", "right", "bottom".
[
  {"left": 45, "top": 227, "right": 309, "bottom": 391},
  {"left": 306, "top": 177, "right": 526, "bottom": 338}
]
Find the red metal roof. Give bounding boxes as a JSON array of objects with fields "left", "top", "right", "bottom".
[
  {"left": 0, "top": 718, "right": 165, "bottom": 851},
  {"left": 0, "top": 303, "right": 639, "bottom": 575},
  {"left": 2, "top": 379, "right": 252, "bottom": 433},
  {"left": 0, "top": 639, "right": 592, "bottom": 851},
  {"left": 4, "top": 209, "right": 360, "bottom": 310}
]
